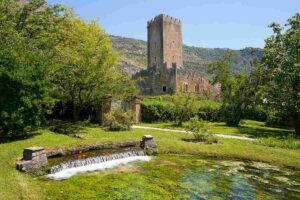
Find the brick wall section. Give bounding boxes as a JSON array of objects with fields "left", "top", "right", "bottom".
[{"left": 176, "top": 70, "right": 221, "bottom": 99}]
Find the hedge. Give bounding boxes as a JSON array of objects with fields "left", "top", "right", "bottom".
[{"left": 140, "top": 96, "right": 221, "bottom": 123}]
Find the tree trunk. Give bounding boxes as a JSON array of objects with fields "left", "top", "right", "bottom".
[
  {"left": 72, "top": 104, "right": 81, "bottom": 122},
  {"left": 95, "top": 105, "right": 103, "bottom": 125},
  {"left": 294, "top": 113, "right": 300, "bottom": 138}
]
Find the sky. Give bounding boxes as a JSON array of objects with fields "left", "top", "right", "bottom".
[{"left": 47, "top": 0, "right": 300, "bottom": 49}]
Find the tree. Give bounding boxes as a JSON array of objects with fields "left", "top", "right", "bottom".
[
  {"left": 0, "top": 0, "right": 66, "bottom": 137},
  {"left": 261, "top": 13, "right": 300, "bottom": 136},
  {"left": 53, "top": 17, "right": 137, "bottom": 121},
  {"left": 173, "top": 93, "right": 198, "bottom": 126},
  {"left": 208, "top": 52, "right": 253, "bottom": 126}
]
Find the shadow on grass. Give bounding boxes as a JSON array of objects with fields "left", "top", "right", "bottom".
[
  {"left": 45, "top": 120, "right": 88, "bottom": 139},
  {"left": 0, "top": 131, "right": 41, "bottom": 144},
  {"left": 214, "top": 123, "right": 294, "bottom": 139}
]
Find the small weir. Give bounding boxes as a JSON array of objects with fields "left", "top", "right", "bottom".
[{"left": 47, "top": 150, "right": 151, "bottom": 180}]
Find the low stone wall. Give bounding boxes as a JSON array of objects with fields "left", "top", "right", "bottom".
[
  {"left": 45, "top": 141, "right": 140, "bottom": 158},
  {"left": 16, "top": 135, "right": 156, "bottom": 172}
]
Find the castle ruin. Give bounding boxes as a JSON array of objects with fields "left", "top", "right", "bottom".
[{"left": 135, "top": 14, "right": 220, "bottom": 98}]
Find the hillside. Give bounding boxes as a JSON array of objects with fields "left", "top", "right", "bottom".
[{"left": 110, "top": 35, "right": 263, "bottom": 74}]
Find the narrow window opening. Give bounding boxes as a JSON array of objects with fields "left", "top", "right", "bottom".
[{"left": 163, "top": 86, "right": 167, "bottom": 92}]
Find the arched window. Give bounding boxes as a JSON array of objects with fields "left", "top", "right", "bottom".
[{"left": 182, "top": 83, "right": 188, "bottom": 93}]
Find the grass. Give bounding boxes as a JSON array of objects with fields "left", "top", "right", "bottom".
[
  {"left": 0, "top": 121, "right": 299, "bottom": 199},
  {"left": 138, "top": 120, "right": 294, "bottom": 138}
]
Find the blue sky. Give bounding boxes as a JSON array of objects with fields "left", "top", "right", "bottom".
[{"left": 47, "top": 0, "right": 299, "bottom": 49}]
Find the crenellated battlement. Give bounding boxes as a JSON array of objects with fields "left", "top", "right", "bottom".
[{"left": 147, "top": 14, "right": 181, "bottom": 27}]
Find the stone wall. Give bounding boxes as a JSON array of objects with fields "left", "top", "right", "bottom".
[
  {"left": 162, "top": 15, "right": 183, "bottom": 68},
  {"left": 176, "top": 69, "right": 221, "bottom": 99}
]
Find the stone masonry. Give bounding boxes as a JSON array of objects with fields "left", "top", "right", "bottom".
[
  {"left": 16, "top": 147, "right": 48, "bottom": 172},
  {"left": 135, "top": 14, "right": 220, "bottom": 99},
  {"left": 16, "top": 136, "right": 156, "bottom": 172},
  {"left": 140, "top": 135, "right": 157, "bottom": 154}
]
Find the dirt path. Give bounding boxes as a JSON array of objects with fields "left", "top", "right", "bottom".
[{"left": 132, "top": 125, "right": 255, "bottom": 141}]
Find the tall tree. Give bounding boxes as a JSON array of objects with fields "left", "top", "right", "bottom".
[
  {"left": 262, "top": 13, "right": 300, "bottom": 136},
  {"left": 53, "top": 17, "right": 137, "bottom": 121},
  {"left": 208, "top": 52, "right": 253, "bottom": 126},
  {"left": 0, "top": 0, "right": 66, "bottom": 136}
]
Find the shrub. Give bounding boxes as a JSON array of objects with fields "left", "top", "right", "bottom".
[
  {"left": 187, "top": 116, "right": 218, "bottom": 144},
  {"left": 220, "top": 104, "right": 242, "bottom": 126},
  {"left": 243, "top": 105, "right": 268, "bottom": 122},
  {"left": 197, "top": 100, "right": 221, "bottom": 122},
  {"left": 173, "top": 94, "right": 198, "bottom": 126},
  {"left": 141, "top": 96, "right": 175, "bottom": 122},
  {"left": 265, "top": 111, "right": 290, "bottom": 127},
  {"left": 105, "top": 110, "right": 133, "bottom": 131}
]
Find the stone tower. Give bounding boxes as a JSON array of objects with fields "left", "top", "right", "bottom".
[
  {"left": 146, "top": 14, "right": 183, "bottom": 95},
  {"left": 147, "top": 14, "right": 183, "bottom": 69}
]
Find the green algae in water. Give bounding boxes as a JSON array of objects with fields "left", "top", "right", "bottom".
[
  {"left": 178, "top": 158, "right": 300, "bottom": 200},
  {"left": 39, "top": 152, "right": 300, "bottom": 199}
]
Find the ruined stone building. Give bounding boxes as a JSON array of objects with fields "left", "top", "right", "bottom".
[{"left": 134, "top": 14, "right": 220, "bottom": 99}]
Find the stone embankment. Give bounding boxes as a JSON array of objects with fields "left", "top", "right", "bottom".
[{"left": 16, "top": 135, "right": 156, "bottom": 172}]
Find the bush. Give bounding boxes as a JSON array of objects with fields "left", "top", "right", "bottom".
[
  {"left": 105, "top": 110, "right": 133, "bottom": 131},
  {"left": 141, "top": 96, "right": 175, "bottom": 122},
  {"left": 197, "top": 100, "right": 221, "bottom": 122},
  {"left": 265, "top": 111, "right": 290, "bottom": 127},
  {"left": 187, "top": 116, "right": 218, "bottom": 144},
  {"left": 220, "top": 104, "right": 242, "bottom": 126},
  {"left": 243, "top": 105, "right": 268, "bottom": 122}
]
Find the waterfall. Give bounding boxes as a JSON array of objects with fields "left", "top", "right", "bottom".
[{"left": 47, "top": 150, "right": 151, "bottom": 180}]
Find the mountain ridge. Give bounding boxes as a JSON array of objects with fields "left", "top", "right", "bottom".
[{"left": 110, "top": 35, "right": 263, "bottom": 75}]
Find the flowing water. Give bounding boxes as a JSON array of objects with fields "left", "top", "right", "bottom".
[{"left": 47, "top": 148, "right": 150, "bottom": 180}]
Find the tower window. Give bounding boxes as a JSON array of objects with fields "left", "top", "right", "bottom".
[
  {"left": 163, "top": 86, "right": 167, "bottom": 92},
  {"left": 195, "top": 84, "right": 200, "bottom": 94},
  {"left": 172, "top": 41, "right": 175, "bottom": 48}
]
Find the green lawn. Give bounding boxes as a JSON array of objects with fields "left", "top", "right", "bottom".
[
  {"left": 139, "top": 120, "right": 294, "bottom": 138},
  {"left": 0, "top": 121, "right": 299, "bottom": 199}
]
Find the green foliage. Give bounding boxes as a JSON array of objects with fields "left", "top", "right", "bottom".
[
  {"left": 188, "top": 116, "right": 218, "bottom": 144},
  {"left": 140, "top": 96, "right": 175, "bottom": 122},
  {"left": 261, "top": 13, "right": 300, "bottom": 135},
  {"left": 208, "top": 52, "right": 254, "bottom": 126},
  {"left": 265, "top": 111, "right": 289, "bottom": 128},
  {"left": 173, "top": 94, "right": 198, "bottom": 126},
  {"left": 53, "top": 17, "right": 137, "bottom": 121},
  {"left": 0, "top": 0, "right": 66, "bottom": 136},
  {"left": 105, "top": 109, "right": 133, "bottom": 131},
  {"left": 243, "top": 105, "right": 267, "bottom": 122},
  {"left": 141, "top": 95, "right": 221, "bottom": 123},
  {"left": 255, "top": 135, "right": 300, "bottom": 150}
]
